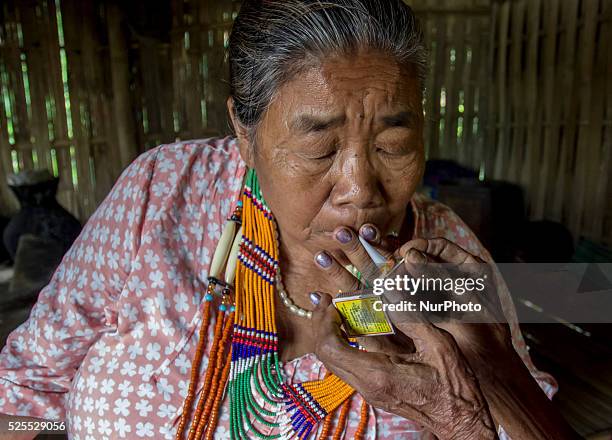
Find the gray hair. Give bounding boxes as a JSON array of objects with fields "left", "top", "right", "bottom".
[{"left": 228, "top": 0, "right": 427, "bottom": 136}]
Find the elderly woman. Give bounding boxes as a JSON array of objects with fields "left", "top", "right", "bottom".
[{"left": 0, "top": 1, "right": 578, "bottom": 439}]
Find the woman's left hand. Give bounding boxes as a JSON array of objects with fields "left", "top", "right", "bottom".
[{"left": 310, "top": 292, "right": 498, "bottom": 440}]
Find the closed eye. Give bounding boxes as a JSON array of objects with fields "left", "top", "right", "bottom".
[
  {"left": 376, "top": 146, "right": 405, "bottom": 156},
  {"left": 297, "top": 150, "right": 336, "bottom": 161},
  {"left": 313, "top": 151, "right": 336, "bottom": 160}
]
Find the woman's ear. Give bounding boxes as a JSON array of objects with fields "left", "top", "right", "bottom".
[{"left": 227, "top": 96, "right": 255, "bottom": 168}]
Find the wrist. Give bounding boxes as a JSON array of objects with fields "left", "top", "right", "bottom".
[
  {"left": 476, "top": 351, "right": 579, "bottom": 440},
  {"left": 478, "top": 348, "right": 531, "bottom": 415},
  {"left": 438, "top": 410, "right": 497, "bottom": 440},
  {"left": 467, "top": 337, "right": 524, "bottom": 389}
]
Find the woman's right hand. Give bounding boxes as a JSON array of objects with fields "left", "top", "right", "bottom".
[{"left": 310, "top": 291, "right": 498, "bottom": 440}]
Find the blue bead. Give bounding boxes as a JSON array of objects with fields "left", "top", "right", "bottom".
[
  {"left": 219, "top": 304, "right": 227, "bottom": 311},
  {"left": 230, "top": 305, "right": 236, "bottom": 312},
  {"left": 205, "top": 294, "right": 213, "bottom": 301}
]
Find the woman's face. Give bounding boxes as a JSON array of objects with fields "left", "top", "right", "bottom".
[{"left": 236, "top": 50, "right": 425, "bottom": 259}]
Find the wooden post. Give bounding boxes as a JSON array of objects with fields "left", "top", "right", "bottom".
[
  {"left": 552, "top": 0, "right": 580, "bottom": 222},
  {"left": 429, "top": 15, "right": 447, "bottom": 159},
  {"left": 586, "top": 0, "right": 610, "bottom": 240},
  {"left": 107, "top": 1, "right": 139, "bottom": 169},
  {"left": 570, "top": 0, "right": 599, "bottom": 241},
  {"left": 492, "top": 0, "right": 510, "bottom": 181},
  {"left": 507, "top": 0, "right": 526, "bottom": 184},
  {"left": 533, "top": 0, "right": 560, "bottom": 220},
  {"left": 521, "top": 0, "right": 542, "bottom": 205}
]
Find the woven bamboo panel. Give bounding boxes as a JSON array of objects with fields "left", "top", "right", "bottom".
[
  {"left": 0, "top": 0, "right": 239, "bottom": 220},
  {"left": 485, "top": 0, "right": 612, "bottom": 246},
  {"left": 0, "top": 0, "right": 122, "bottom": 219},
  {"left": 0, "top": 0, "right": 610, "bottom": 247},
  {"left": 413, "top": 0, "right": 611, "bottom": 247},
  {"left": 129, "top": 0, "right": 239, "bottom": 150}
]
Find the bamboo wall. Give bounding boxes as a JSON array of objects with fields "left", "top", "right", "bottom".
[
  {"left": 0, "top": 0, "right": 119, "bottom": 219},
  {"left": 421, "top": 0, "right": 611, "bottom": 249},
  {"left": 129, "top": 0, "right": 240, "bottom": 149},
  {"left": 0, "top": 0, "right": 610, "bottom": 246},
  {"left": 0, "top": 0, "right": 239, "bottom": 219}
]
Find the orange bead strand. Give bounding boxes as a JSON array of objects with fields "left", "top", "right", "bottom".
[
  {"left": 204, "top": 349, "right": 232, "bottom": 440},
  {"left": 354, "top": 397, "right": 369, "bottom": 440},
  {"left": 332, "top": 396, "right": 352, "bottom": 440},
  {"left": 175, "top": 295, "right": 213, "bottom": 439},
  {"left": 187, "top": 308, "right": 227, "bottom": 440},
  {"left": 177, "top": 174, "right": 364, "bottom": 439},
  {"left": 193, "top": 311, "right": 234, "bottom": 438}
]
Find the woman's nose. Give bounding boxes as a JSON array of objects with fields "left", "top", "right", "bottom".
[{"left": 332, "top": 155, "right": 384, "bottom": 209}]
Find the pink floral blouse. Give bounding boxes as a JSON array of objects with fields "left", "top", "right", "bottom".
[{"left": 0, "top": 137, "right": 557, "bottom": 439}]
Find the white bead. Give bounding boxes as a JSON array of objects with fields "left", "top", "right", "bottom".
[
  {"left": 224, "top": 226, "right": 243, "bottom": 285},
  {"left": 276, "top": 251, "right": 313, "bottom": 319},
  {"left": 209, "top": 221, "right": 236, "bottom": 279}
]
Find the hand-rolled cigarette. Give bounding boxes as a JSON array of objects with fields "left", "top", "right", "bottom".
[{"left": 358, "top": 235, "right": 388, "bottom": 265}]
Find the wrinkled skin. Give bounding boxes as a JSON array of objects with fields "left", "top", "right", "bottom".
[
  {"left": 228, "top": 49, "right": 577, "bottom": 440},
  {"left": 313, "top": 234, "right": 506, "bottom": 439},
  {"left": 309, "top": 232, "right": 502, "bottom": 438},
  {"left": 393, "top": 238, "right": 514, "bottom": 375},
  {"left": 311, "top": 289, "right": 497, "bottom": 440},
  {"left": 231, "top": 50, "right": 424, "bottom": 315}
]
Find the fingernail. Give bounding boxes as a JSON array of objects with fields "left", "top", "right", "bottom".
[
  {"left": 409, "top": 248, "right": 427, "bottom": 262},
  {"left": 335, "top": 228, "right": 352, "bottom": 244},
  {"left": 359, "top": 224, "right": 377, "bottom": 241},
  {"left": 309, "top": 292, "right": 321, "bottom": 305},
  {"left": 315, "top": 252, "right": 332, "bottom": 268}
]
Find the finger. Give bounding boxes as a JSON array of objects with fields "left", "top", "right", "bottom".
[
  {"left": 358, "top": 223, "right": 398, "bottom": 253},
  {"left": 375, "top": 294, "right": 456, "bottom": 355},
  {"left": 399, "top": 239, "right": 495, "bottom": 305},
  {"left": 401, "top": 247, "right": 455, "bottom": 293},
  {"left": 394, "top": 238, "right": 429, "bottom": 260},
  {"left": 356, "top": 332, "right": 416, "bottom": 355},
  {"left": 399, "top": 245, "right": 501, "bottom": 323},
  {"left": 428, "top": 238, "right": 483, "bottom": 265},
  {"left": 396, "top": 238, "right": 480, "bottom": 263},
  {"left": 333, "top": 227, "right": 393, "bottom": 280},
  {"left": 404, "top": 247, "right": 429, "bottom": 264},
  {"left": 401, "top": 248, "right": 430, "bottom": 279},
  {"left": 393, "top": 319, "right": 459, "bottom": 358},
  {"left": 309, "top": 291, "right": 394, "bottom": 385},
  {"left": 397, "top": 238, "right": 485, "bottom": 277},
  {"left": 314, "top": 251, "right": 361, "bottom": 293},
  {"left": 356, "top": 335, "right": 399, "bottom": 354},
  {"left": 310, "top": 291, "right": 342, "bottom": 328}
]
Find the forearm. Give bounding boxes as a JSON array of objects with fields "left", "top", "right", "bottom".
[
  {"left": 390, "top": 397, "right": 499, "bottom": 440},
  {"left": 434, "top": 410, "right": 499, "bottom": 440},
  {"left": 481, "top": 353, "right": 579, "bottom": 440},
  {"left": 0, "top": 414, "right": 41, "bottom": 440}
]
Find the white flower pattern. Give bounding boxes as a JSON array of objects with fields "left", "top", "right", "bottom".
[{"left": 0, "top": 138, "right": 557, "bottom": 439}]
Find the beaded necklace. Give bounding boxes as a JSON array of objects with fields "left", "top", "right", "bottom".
[{"left": 175, "top": 169, "right": 369, "bottom": 440}]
